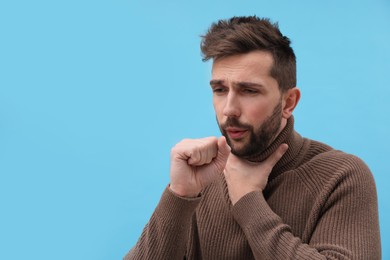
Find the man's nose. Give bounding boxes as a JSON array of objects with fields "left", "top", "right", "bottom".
[{"left": 223, "top": 93, "right": 241, "bottom": 118}]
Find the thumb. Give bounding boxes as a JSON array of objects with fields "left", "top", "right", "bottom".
[
  {"left": 264, "top": 143, "right": 288, "bottom": 167},
  {"left": 217, "top": 136, "right": 231, "bottom": 158},
  {"left": 213, "top": 136, "right": 231, "bottom": 172}
]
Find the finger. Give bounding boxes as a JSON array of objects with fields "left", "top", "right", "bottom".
[
  {"left": 203, "top": 137, "right": 218, "bottom": 164},
  {"left": 217, "top": 136, "right": 231, "bottom": 158},
  {"left": 205, "top": 147, "right": 214, "bottom": 164},
  {"left": 187, "top": 147, "right": 201, "bottom": 165},
  {"left": 264, "top": 143, "right": 288, "bottom": 167},
  {"left": 212, "top": 136, "right": 231, "bottom": 172},
  {"left": 188, "top": 137, "right": 218, "bottom": 166}
]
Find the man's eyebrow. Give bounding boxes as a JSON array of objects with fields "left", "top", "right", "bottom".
[
  {"left": 209, "top": 79, "right": 224, "bottom": 86},
  {"left": 235, "top": 81, "right": 265, "bottom": 88},
  {"left": 209, "top": 79, "right": 264, "bottom": 88}
]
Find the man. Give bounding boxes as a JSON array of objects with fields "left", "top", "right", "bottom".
[{"left": 124, "top": 16, "right": 381, "bottom": 259}]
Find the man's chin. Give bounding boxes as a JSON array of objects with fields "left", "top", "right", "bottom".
[
  {"left": 226, "top": 137, "right": 245, "bottom": 149},
  {"left": 228, "top": 139, "right": 270, "bottom": 159},
  {"left": 229, "top": 143, "right": 251, "bottom": 157}
]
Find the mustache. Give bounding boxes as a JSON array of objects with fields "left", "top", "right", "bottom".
[{"left": 219, "top": 117, "right": 253, "bottom": 130}]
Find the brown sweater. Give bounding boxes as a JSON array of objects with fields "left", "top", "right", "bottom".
[{"left": 124, "top": 118, "right": 381, "bottom": 259}]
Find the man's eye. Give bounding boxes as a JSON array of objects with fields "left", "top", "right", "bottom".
[
  {"left": 212, "top": 88, "right": 227, "bottom": 93},
  {"left": 242, "top": 88, "right": 258, "bottom": 94}
]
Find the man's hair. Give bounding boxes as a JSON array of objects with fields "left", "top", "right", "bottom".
[{"left": 201, "top": 16, "right": 296, "bottom": 92}]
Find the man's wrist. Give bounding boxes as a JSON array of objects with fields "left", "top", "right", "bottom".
[{"left": 169, "top": 184, "right": 200, "bottom": 198}]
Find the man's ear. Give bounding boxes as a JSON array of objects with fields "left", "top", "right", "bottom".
[{"left": 282, "top": 87, "right": 301, "bottom": 119}]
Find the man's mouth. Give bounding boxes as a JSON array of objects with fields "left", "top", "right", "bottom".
[{"left": 225, "top": 127, "right": 248, "bottom": 139}]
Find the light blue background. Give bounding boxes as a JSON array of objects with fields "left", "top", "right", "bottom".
[{"left": 1, "top": 0, "right": 389, "bottom": 259}]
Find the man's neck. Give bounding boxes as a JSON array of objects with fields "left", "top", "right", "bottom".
[{"left": 245, "top": 116, "right": 293, "bottom": 163}]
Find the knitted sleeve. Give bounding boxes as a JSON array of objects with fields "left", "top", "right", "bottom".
[
  {"left": 123, "top": 187, "right": 200, "bottom": 260},
  {"left": 231, "top": 156, "right": 381, "bottom": 260}
]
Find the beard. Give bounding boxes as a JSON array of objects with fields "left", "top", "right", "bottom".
[{"left": 218, "top": 101, "right": 282, "bottom": 159}]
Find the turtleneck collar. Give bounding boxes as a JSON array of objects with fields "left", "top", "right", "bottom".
[{"left": 245, "top": 116, "right": 305, "bottom": 179}]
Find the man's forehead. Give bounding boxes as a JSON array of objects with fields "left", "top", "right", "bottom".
[
  {"left": 211, "top": 51, "right": 274, "bottom": 77},
  {"left": 211, "top": 55, "right": 273, "bottom": 85}
]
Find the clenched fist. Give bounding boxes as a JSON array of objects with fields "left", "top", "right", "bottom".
[{"left": 169, "top": 136, "right": 231, "bottom": 197}]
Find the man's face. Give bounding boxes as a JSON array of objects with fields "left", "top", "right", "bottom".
[{"left": 211, "top": 51, "right": 284, "bottom": 158}]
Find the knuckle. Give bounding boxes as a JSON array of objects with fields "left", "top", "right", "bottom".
[
  {"left": 170, "top": 146, "right": 179, "bottom": 156},
  {"left": 209, "top": 136, "right": 218, "bottom": 143},
  {"left": 205, "top": 157, "right": 213, "bottom": 164},
  {"left": 190, "top": 148, "right": 201, "bottom": 161},
  {"left": 202, "top": 136, "right": 217, "bottom": 146}
]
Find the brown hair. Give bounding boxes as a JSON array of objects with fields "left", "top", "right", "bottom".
[{"left": 201, "top": 16, "right": 296, "bottom": 92}]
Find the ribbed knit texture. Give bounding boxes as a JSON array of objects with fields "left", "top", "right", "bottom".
[{"left": 124, "top": 118, "right": 381, "bottom": 260}]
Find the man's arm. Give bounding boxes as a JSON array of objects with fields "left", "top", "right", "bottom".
[
  {"left": 123, "top": 187, "right": 200, "bottom": 260},
  {"left": 124, "top": 136, "right": 231, "bottom": 259}
]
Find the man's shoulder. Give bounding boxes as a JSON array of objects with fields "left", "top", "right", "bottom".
[
  {"left": 297, "top": 138, "right": 372, "bottom": 188},
  {"left": 305, "top": 138, "right": 369, "bottom": 171}
]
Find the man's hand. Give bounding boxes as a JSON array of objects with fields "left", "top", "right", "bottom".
[
  {"left": 224, "top": 144, "right": 288, "bottom": 205},
  {"left": 169, "top": 136, "right": 231, "bottom": 197}
]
